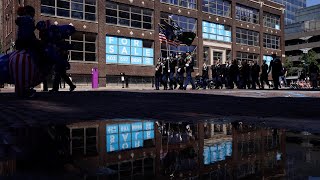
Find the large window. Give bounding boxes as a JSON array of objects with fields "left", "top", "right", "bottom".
[
  {"left": 41, "top": 0, "right": 96, "bottom": 21},
  {"left": 202, "top": 0, "right": 231, "bottom": 18},
  {"left": 236, "top": 4, "right": 259, "bottom": 24},
  {"left": 263, "top": 34, "right": 280, "bottom": 49},
  {"left": 67, "top": 32, "right": 97, "bottom": 62},
  {"left": 160, "top": 0, "right": 197, "bottom": 9},
  {"left": 213, "top": 51, "right": 223, "bottom": 62},
  {"left": 160, "top": 13, "right": 197, "bottom": 33},
  {"left": 236, "top": 28, "right": 259, "bottom": 46},
  {"left": 263, "top": 12, "right": 280, "bottom": 30},
  {"left": 70, "top": 127, "right": 98, "bottom": 156},
  {"left": 106, "top": 36, "right": 154, "bottom": 65},
  {"left": 237, "top": 52, "right": 259, "bottom": 62},
  {"left": 161, "top": 45, "right": 197, "bottom": 67},
  {"left": 106, "top": 1, "right": 153, "bottom": 30},
  {"left": 202, "top": 21, "right": 231, "bottom": 42}
]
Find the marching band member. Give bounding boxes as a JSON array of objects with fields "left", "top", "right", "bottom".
[
  {"left": 155, "top": 58, "right": 163, "bottom": 90},
  {"left": 169, "top": 54, "right": 178, "bottom": 90},
  {"left": 176, "top": 52, "right": 185, "bottom": 90},
  {"left": 183, "top": 51, "right": 195, "bottom": 90}
]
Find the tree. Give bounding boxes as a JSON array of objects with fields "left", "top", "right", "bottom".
[
  {"left": 284, "top": 57, "right": 300, "bottom": 76},
  {"left": 300, "top": 50, "right": 320, "bottom": 73}
]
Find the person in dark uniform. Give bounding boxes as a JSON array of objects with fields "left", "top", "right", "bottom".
[
  {"left": 183, "top": 51, "right": 195, "bottom": 90},
  {"left": 50, "top": 47, "right": 76, "bottom": 92},
  {"left": 260, "top": 60, "right": 269, "bottom": 89},
  {"left": 309, "top": 62, "right": 319, "bottom": 89},
  {"left": 162, "top": 58, "right": 169, "bottom": 90},
  {"left": 176, "top": 53, "right": 185, "bottom": 90},
  {"left": 169, "top": 54, "right": 178, "bottom": 90},
  {"left": 212, "top": 60, "right": 223, "bottom": 89},
  {"left": 154, "top": 58, "right": 162, "bottom": 90},
  {"left": 268, "top": 54, "right": 282, "bottom": 90},
  {"left": 224, "top": 60, "right": 231, "bottom": 88},
  {"left": 240, "top": 60, "right": 250, "bottom": 89},
  {"left": 251, "top": 60, "right": 260, "bottom": 89},
  {"left": 228, "top": 59, "right": 239, "bottom": 89},
  {"left": 202, "top": 62, "right": 209, "bottom": 89}
]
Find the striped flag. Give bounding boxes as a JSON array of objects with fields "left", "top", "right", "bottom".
[{"left": 159, "top": 28, "right": 180, "bottom": 47}]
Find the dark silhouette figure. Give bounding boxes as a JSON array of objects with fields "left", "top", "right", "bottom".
[
  {"left": 268, "top": 54, "right": 282, "bottom": 90},
  {"left": 260, "top": 60, "right": 269, "bottom": 89},
  {"left": 309, "top": 62, "right": 319, "bottom": 89},
  {"left": 251, "top": 61, "right": 260, "bottom": 89}
]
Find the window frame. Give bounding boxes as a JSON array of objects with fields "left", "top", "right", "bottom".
[
  {"left": 105, "top": 1, "right": 153, "bottom": 30},
  {"left": 202, "top": 0, "right": 231, "bottom": 18},
  {"left": 263, "top": 34, "right": 280, "bottom": 50},
  {"left": 235, "top": 4, "right": 260, "bottom": 24},
  {"left": 41, "top": 0, "right": 97, "bottom": 22},
  {"left": 263, "top": 12, "right": 281, "bottom": 30},
  {"left": 236, "top": 52, "right": 259, "bottom": 62},
  {"left": 67, "top": 32, "right": 97, "bottom": 62},
  {"left": 236, "top": 28, "right": 260, "bottom": 47},
  {"left": 160, "top": 0, "right": 197, "bottom": 9}
]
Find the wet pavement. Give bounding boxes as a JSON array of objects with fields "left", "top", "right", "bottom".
[
  {"left": 0, "top": 118, "right": 319, "bottom": 179},
  {"left": 0, "top": 90, "right": 320, "bottom": 179}
]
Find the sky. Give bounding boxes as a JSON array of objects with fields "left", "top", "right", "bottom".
[{"left": 307, "top": 0, "right": 320, "bottom": 6}]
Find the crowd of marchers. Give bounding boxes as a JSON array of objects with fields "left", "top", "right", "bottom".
[{"left": 154, "top": 53, "right": 305, "bottom": 90}]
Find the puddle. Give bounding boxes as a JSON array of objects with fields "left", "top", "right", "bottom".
[{"left": 0, "top": 118, "right": 319, "bottom": 179}]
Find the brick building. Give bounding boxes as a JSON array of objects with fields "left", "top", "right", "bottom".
[
  {"left": 58, "top": 119, "right": 286, "bottom": 179},
  {"left": 1, "top": 0, "right": 285, "bottom": 87}
]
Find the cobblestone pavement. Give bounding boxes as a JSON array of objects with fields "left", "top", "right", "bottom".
[{"left": 0, "top": 88, "right": 320, "bottom": 133}]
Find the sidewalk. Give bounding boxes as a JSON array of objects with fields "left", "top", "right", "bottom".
[{"left": 0, "top": 84, "right": 155, "bottom": 93}]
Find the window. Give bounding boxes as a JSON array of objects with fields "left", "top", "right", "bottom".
[
  {"left": 263, "top": 12, "right": 280, "bottom": 30},
  {"left": 237, "top": 52, "right": 259, "bottom": 62},
  {"left": 213, "top": 51, "right": 223, "bottom": 62},
  {"left": 160, "top": 13, "right": 197, "bottom": 33},
  {"left": 161, "top": 45, "right": 197, "bottom": 67},
  {"left": 202, "top": 0, "right": 231, "bottom": 18},
  {"left": 41, "top": 0, "right": 96, "bottom": 21},
  {"left": 236, "top": 28, "right": 259, "bottom": 46},
  {"left": 236, "top": 4, "right": 259, "bottom": 24},
  {"left": 70, "top": 127, "right": 98, "bottom": 156},
  {"left": 160, "top": 0, "right": 196, "bottom": 9},
  {"left": 106, "top": 1, "right": 153, "bottom": 30},
  {"left": 263, "top": 34, "right": 280, "bottom": 49},
  {"left": 67, "top": 32, "right": 97, "bottom": 62},
  {"left": 106, "top": 36, "right": 154, "bottom": 65},
  {"left": 202, "top": 21, "right": 231, "bottom": 42}
]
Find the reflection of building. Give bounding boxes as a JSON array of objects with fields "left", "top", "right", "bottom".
[
  {"left": 285, "top": 5, "right": 320, "bottom": 66},
  {"left": 270, "top": 0, "right": 306, "bottom": 25},
  {"left": 286, "top": 131, "right": 320, "bottom": 179},
  {"left": 1, "top": 0, "right": 284, "bottom": 86},
  {"left": 56, "top": 120, "right": 286, "bottom": 179}
]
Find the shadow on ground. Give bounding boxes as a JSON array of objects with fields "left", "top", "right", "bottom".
[{"left": 0, "top": 90, "right": 319, "bottom": 132}]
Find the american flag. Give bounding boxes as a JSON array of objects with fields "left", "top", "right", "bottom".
[{"left": 159, "top": 28, "right": 180, "bottom": 47}]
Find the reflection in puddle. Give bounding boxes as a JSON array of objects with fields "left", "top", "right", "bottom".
[{"left": 0, "top": 119, "right": 319, "bottom": 179}]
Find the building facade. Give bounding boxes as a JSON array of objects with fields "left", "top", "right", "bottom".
[
  {"left": 270, "top": 0, "right": 306, "bottom": 25},
  {"left": 55, "top": 119, "right": 287, "bottom": 179},
  {"left": 1, "top": 0, "right": 284, "bottom": 87},
  {"left": 285, "top": 4, "right": 320, "bottom": 65}
]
